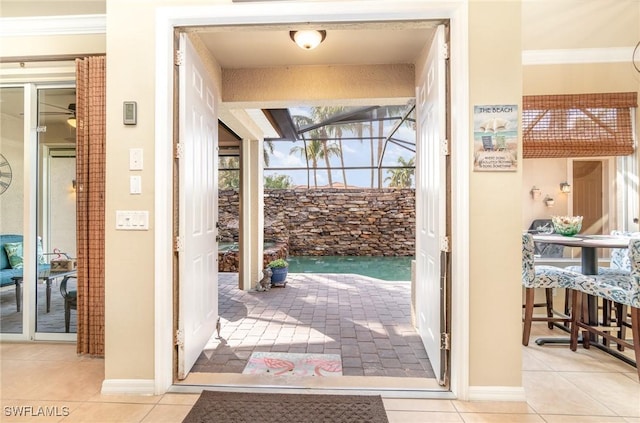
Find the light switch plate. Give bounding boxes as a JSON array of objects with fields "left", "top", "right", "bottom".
[
  {"left": 115, "top": 210, "right": 149, "bottom": 230},
  {"left": 130, "top": 175, "right": 142, "bottom": 194},
  {"left": 129, "top": 148, "right": 143, "bottom": 170}
]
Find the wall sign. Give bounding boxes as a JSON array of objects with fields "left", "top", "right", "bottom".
[{"left": 473, "top": 105, "right": 518, "bottom": 172}]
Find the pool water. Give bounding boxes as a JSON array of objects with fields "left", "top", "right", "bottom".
[{"left": 287, "top": 256, "right": 413, "bottom": 281}]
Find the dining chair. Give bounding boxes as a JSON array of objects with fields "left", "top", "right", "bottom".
[
  {"left": 59, "top": 276, "right": 77, "bottom": 333},
  {"left": 569, "top": 239, "right": 640, "bottom": 380},
  {"left": 566, "top": 230, "right": 640, "bottom": 276},
  {"left": 521, "top": 233, "right": 589, "bottom": 346},
  {"left": 565, "top": 231, "right": 637, "bottom": 338}
]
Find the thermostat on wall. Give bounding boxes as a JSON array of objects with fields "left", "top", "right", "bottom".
[{"left": 123, "top": 101, "right": 137, "bottom": 125}]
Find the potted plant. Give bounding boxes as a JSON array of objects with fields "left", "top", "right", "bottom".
[{"left": 268, "top": 258, "right": 289, "bottom": 286}]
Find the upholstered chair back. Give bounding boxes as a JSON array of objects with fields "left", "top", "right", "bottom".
[
  {"left": 522, "top": 233, "right": 535, "bottom": 287},
  {"left": 630, "top": 238, "right": 640, "bottom": 287}
]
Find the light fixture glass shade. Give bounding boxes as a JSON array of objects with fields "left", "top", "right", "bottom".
[
  {"left": 560, "top": 182, "right": 571, "bottom": 193},
  {"left": 67, "top": 116, "right": 77, "bottom": 128},
  {"left": 290, "top": 30, "right": 326, "bottom": 50}
]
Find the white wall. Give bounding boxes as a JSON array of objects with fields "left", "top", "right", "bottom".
[{"left": 0, "top": 113, "right": 24, "bottom": 235}]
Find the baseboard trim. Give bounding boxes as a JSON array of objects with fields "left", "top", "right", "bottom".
[
  {"left": 101, "top": 379, "right": 155, "bottom": 395},
  {"left": 467, "top": 386, "right": 527, "bottom": 402}
]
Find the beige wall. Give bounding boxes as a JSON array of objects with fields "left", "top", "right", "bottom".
[
  {"left": 104, "top": 0, "right": 158, "bottom": 381},
  {"left": 468, "top": 0, "right": 523, "bottom": 387},
  {"left": 522, "top": 158, "right": 570, "bottom": 230},
  {"left": 522, "top": 0, "right": 639, "bottom": 50}
]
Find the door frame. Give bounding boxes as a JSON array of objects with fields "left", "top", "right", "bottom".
[{"left": 154, "top": 0, "right": 470, "bottom": 398}]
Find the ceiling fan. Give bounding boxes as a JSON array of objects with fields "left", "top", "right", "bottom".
[
  {"left": 39, "top": 102, "right": 75, "bottom": 116},
  {"left": 39, "top": 103, "right": 77, "bottom": 128}
]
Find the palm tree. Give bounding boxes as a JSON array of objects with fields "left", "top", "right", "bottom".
[
  {"left": 375, "top": 105, "right": 408, "bottom": 188},
  {"left": 384, "top": 156, "right": 415, "bottom": 188},
  {"left": 263, "top": 140, "right": 274, "bottom": 166},
  {"left": 290, "top": 140, "right": 324, "bottom": 188},
  {"left": 312, "top": 106, "right": 349, "bottom": 187},
  {"left": 310, "top": 107, "right": 340, "bottom": 187},
  {"left": 292, "top": 113, "right": 342, "bottom": 188}
]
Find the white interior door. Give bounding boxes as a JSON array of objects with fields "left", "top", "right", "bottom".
[
  {"left": 415, "top": 25, "right": 447, "bottom": 385},
  {"left": 177, "top": 34, "right": 219, "bottom": 380}
]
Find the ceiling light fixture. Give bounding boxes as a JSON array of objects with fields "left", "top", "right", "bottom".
[{"left": 289, "top": 30, "right": 326, "bottom": 50}]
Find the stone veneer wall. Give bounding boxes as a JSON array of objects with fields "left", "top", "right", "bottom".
[{"left": 218, "top": 188, "right": 415, "bottom": 256}]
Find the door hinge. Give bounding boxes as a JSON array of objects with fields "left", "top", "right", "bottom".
[
  {"left": 36, "top": 126, "right": 47, "bottom": 133},
  {"left": 174, "top": 236, "right": 184, "bottom": 252},
  {"left": 175, "top": 143, "right": 184, "bottom": 159},
  {"left": 442, "top": 43, "right": 449, "bottom": 60},
  {"left": 440, "top": 236, "right": 450, "bottom": 253},
  {"left": 441, "top": 138, "right": 450, "bottom": 156},
  {"left": 175, "top": 329, "right": 184, "bottom": 347},
  {"left": 440, "top": 332, "right": 450, "bottom": 350},
  {"left": 175, "top": 49, "right": 184, "bottom": 66}
]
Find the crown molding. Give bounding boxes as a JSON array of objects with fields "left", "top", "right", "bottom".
[
  {"left": 523, "top": 47, "right": 635, "bottom": 65},
  {"left": 0, "top": 14, "right": 106, "bottom": 37}
]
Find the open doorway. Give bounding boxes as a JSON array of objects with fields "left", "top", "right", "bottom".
[
  {"left": 571, "top": 159, "right": 608, "bottom": 235},
  {"left": 172, "top": 18, "right": 452, "bottom": 392}
]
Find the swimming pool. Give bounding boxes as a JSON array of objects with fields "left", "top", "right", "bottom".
[{"left": 287, "top": 256, "right": 413, "bottom": 281}]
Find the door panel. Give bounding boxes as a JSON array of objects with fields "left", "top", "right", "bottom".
[
  {"left": 177, "top": 34, "right": 219, "bottom": 379},
  {"left": 415, "top": 25, "right": 447, "bottom": 385},
  {"left": 573, "top": 161, "right": 603, "bottom": 235}
]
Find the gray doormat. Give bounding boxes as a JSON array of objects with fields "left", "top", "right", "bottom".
[{"left": 182, "top": 390, "right": 389, "bottom": 423}]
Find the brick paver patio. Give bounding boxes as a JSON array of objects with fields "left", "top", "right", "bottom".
[{"left": 193, "top": 272, "right": 435, "bottom": 378}]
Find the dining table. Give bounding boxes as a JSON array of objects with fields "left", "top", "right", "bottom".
[
  {"left": 532, "top": 233, "right": 630, "bottom": 275},
  {"left": 530, "top": 233, "right": 633, "bottom": 365}
]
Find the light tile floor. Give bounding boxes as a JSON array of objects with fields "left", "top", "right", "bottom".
[{"left": 1, "top": 322, "right": 638, "bottom": 422}]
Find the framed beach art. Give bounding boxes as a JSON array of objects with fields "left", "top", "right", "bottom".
[{"left": 473, "top": 104, "right": 518, "bottom": 172}]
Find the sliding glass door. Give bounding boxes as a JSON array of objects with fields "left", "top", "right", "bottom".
[
  {"left": 0, "top": 83, "right": 77, "bottom": 340},
  {"left": 0, "top": 86, "right": 25, "bottom": 335}
]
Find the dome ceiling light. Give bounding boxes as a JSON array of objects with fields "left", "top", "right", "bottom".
[{"left": 289, "top": 30, "right": 327, "bottom": 50}]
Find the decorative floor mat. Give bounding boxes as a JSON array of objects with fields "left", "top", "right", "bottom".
[
  {"left": 242, "top": 352, "right": 342, "bottom": 377},
  {"left": 183, "top": 391, "right": 388, "bottom": 423}
]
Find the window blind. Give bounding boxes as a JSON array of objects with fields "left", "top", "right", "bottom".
[{"left": 522, "top": 92, "right": 637, "bottom": 158}]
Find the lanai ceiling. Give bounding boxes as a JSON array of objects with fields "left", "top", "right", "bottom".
[
  {"left": 190, "top": 21, "right": 439, "bottom": 155},
  {"left": 192, "top": 22, "right": 438, "bottom": 68}
]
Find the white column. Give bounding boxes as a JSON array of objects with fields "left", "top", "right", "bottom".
[{"left": 239, "top": 138, "right": 264, "bottom": 290}]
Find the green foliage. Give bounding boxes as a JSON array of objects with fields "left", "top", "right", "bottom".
[
  {"left": 219, "top": 157, "right": 240, "bottom": 189},
  {"left": 264, "top": 173, "right": 293, "bottom": 189},
  {"left": 268, "top": 258, "right": 288, "bottom": 268},
  {"left": 384, "top": 156, "right": 415, "bottom": 188}
]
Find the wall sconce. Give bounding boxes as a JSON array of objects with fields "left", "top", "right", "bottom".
[
  {"left": 289, "top": 30, "right": 327, "bottom": 50},
  {"left": 544, "top": 196, "right": 555, "bottom": 207},
  {"left": 72, "top": 179, "right": 77, "bottom": 191},
  {"left": 560, "top": 182, "right": 571, "bottom": 193},
  {"left": 67, "top": 116, "right": 76, "bottom": 128},
  {"left": 530, "top": 186, "right": 541, "bottom": 199}
]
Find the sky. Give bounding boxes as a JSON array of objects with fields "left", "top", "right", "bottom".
[{"left": 264, "top": 107, "right": 416, "bottom": 188}]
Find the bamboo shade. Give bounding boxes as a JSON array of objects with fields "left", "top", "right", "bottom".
[
  {"left": 523, "top": 92, "right": 637, "bottom": 158},
  {"left": 76, "top": 56, "right": 106, "bottom": 356}
]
